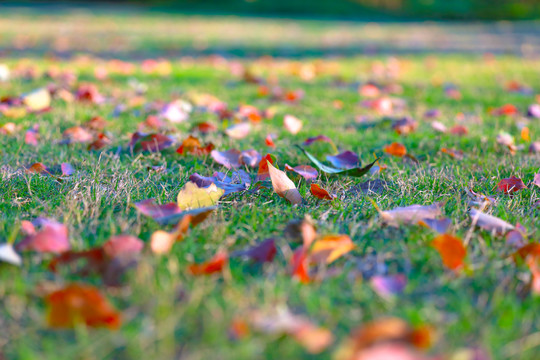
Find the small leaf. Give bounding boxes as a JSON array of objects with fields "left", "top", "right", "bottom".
[
  {"left": 384, "top": 142, "right": 407, "bottom": 157},
  {"left": 310, "top": 184, "right": 336, "bottom": 200}
]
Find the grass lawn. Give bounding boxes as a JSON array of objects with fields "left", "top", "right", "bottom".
[{"left": 0, "top": 10, "right": 539, "bottom": 360}]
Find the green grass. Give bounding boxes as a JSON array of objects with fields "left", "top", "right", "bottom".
[{"left": 0, "top": 10, "right": 539, "bottom": 360}]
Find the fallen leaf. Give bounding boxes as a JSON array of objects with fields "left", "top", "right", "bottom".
[
  {"left": 46, "top": 283, "right": 121, "bottom": 329},
  {"left": 290, "top": 247, "right": 311, "bottom": 283},
  {"left": 470, "top": 208, "right": 514, "bottom": 235},
  {"left": 176, "top": 135, "right": 213, "bottom": 155},
  {"left": 384, "top": 142, "right": 407, "bottom": 157},
  {"left": 267, "top": 161, "right": 303, "bottom": 205},
  {"left": 22, "top": 88, "right": 51, "bottom": 111},
  {"left": 211, "top": 149, "right": 242, "bottom": 169},
  {"left": 249, "top": 307, "right": 333, "bottom": 354},
  {"left": 534, "top": 173, "right": 540, "bottom": 188},
  {"left": 326, "top": 151, "right": 359, "bottom": 169},
  {"left": 496, "top": 176, "right": 527, "bottom": 194},
  {"left": 285, "top": 164, "right": 318, "bottom": 180},
  {"left": 297, "top": 146, "right": 378, "bottom": 177},
  {"left": 379, "top": 204, "right": 442, "bottom": 227},
  {"left": 283, "top": 114, "right": 302, "bottom": 134},
  {"left": 310, "top": 184, "right": 336, "bottom": 200},
  {"left": 231, "top": 238, "right": 277, "bottom": 263},
  {"left": 188, "top": 251, "right": 228, "bottom": 275},
  {"left": 177, "top": 182, "right": 224, "bottom": 210},
  {"left": 129, "top": 132, "right": 173, "bottom": 153},
  {"left": 102, "top": 235, "right": 143, "bottom": 258},
  {"left": 16, "top": 219, "right": 70, "bottom": 253},
  {"left": 309, "top": 234, "right": 355, "bottom": 264},
  {"left": 0, "top": 243, "right": 22, "bottom": 266},
  {"left": 432, "top": 234, "right": 466, "bottom": 270},
  {"left": 225, "top": 122, "right": 251, "bottom": 139}
]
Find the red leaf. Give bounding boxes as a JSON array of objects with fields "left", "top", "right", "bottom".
[
  {"left": 310, "top": 184, "right": 336, "bottom": 200},
  {"left": 290, "top": 247, "right": 311, "bottom": 283},
  {"left": 497, "top": 176, "right": 527, "bottom": 194}
]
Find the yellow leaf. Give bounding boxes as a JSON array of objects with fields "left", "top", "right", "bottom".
[
  {"left": 267, "top": 161, "right": 303, "bottom": 205},
  {"left": 177, "top": 181, "right": 223, "bottom": 210},
  {"left": 23, "top": 88, "right": 51, "bottom": 112}
]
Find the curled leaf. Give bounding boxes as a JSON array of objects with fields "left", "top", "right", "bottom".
[{"left": 267, "top": 161, "right": 303, "bottom": 205}]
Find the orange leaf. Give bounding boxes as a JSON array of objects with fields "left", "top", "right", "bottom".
[
  {"left": 521, "top": 127, "right": 530, "bottom": 142},
  {"left": 267, "top": 161, "right": 303, "bottom": 205},
  {"left": 188, "top": 251, "right": 228, "bottom": 275},
  {"left": 310, "top": 234, "right": 355, "bottom": 264},
  {"left": 384, "top": 142, "right": 407, "bottom": 157},
  {"left": 432, "top": 234, "right": 466, "bottom": 270},
  {"left": 310, "top": 184, "right": 336, "bottom": 200},
  {"left": 46, "top": 283, "right": 120, "bottom": 329}
]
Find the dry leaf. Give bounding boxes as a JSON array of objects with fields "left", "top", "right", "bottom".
[{"left": 267, "top": 161, "right": 303, "bottom": 205}]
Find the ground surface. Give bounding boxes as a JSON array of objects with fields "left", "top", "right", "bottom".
[{"left": 0, "top": 9, "right": 539, "bottom": 360}]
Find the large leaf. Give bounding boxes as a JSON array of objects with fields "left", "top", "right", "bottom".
[{"left": 296, "top": 146, "right": 377, "bottom": 177}]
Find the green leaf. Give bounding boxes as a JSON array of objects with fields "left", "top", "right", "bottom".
[{"left": 296, "top": 145, "right": 378, "bottom": 177}]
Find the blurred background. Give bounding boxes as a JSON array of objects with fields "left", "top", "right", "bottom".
[
  {"left": 1, "top": 1, "right": 540, "bottom": 58},
  {"left": 4, "top": 0, "right": 540, "bottom": 20}
]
